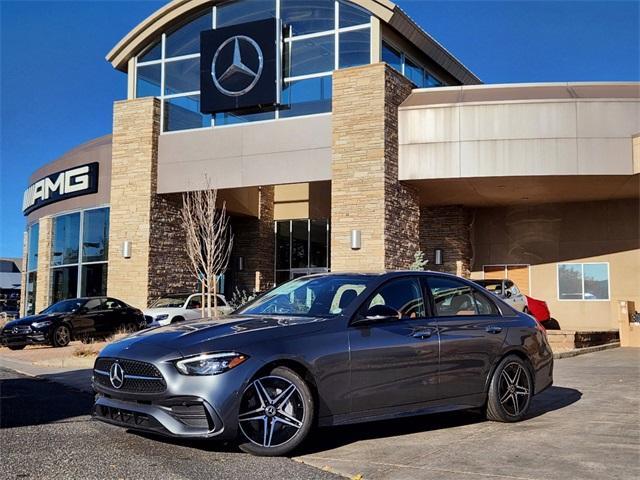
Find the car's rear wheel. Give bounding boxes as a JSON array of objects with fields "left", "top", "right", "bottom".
[
  {"left": 51, "top": 325, "right": 71, "bottom": 348},
  {"left": 237, "top": 367, "right": 314, "bottom": 456},
  {"left": 486, "top": 355, "right": 533, "bottom": 422}
]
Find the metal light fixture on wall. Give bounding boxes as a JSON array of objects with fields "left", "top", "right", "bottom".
[
  {"left": 122, "top": 241, "right": 131, "bottom": 259},
  {"left": 351, "top": 230, "right": 361, "bottom": 250},
  {"left": 434, "top": 248, "right": 443, "bottom": 266}
]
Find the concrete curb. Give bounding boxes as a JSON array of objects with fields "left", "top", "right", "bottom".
[{"left": 553, "top": 342, "right": 620, "bottom": 359}]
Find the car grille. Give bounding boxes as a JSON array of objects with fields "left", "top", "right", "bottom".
[
  {"left": 167, "top": 402, "right": 210, "bottom": 429},
  {"left": 4, "top": 325, "right": 32, "bottom": 335},
  {"left": 93, "top": 358, "right": 166, "bottom": 394},
  {"left": 94, "top": 404, "right": 167, "bottom": 432}
]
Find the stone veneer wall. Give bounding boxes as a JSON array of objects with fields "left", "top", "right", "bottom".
[
  {"left": 34, "top": 216, "right": 52, "bottom": 313},
  {"left": 419, "top": 205, "right": 471, "bottom": 276},
  {"left": 331, "top": 63, "right": 418, "bottom": 271},
  {"left": 108, "top": 98, "right": 196, "bottom": 308},
  {"left": 148, "top": 192, "right": 197, "bottom": 303},
  {"left": 231, "top": 186, "right": 275, "bottom": 293}
]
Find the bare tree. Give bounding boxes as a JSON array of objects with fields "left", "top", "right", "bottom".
[{"left": 181, "top": 180, "right": 234, "bottom": 318}]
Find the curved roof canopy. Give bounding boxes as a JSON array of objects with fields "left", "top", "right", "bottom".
[{"left": 107, "top": 0, "right": 480, "bottom": 85}]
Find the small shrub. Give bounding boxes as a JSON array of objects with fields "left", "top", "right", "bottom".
[
  {"left": 73, "top": 342, "right": 101, "bottom": 358},
  {"left": 229, "top": 287, "right": 257, "bottom": 309},
  {"left": 410, "top": 250, "right": 428, "bottom": 271}
]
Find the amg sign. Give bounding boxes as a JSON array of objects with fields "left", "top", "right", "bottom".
[{"left": 23, "top": 163, "right": 99, "bottom": 215}]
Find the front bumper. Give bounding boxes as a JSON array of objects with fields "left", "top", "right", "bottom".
[
  {"left": 0, "top": 331, "right": 49, "bottom": 347},
  {"left": 91, "top": 355, "right": 257, "bottom": 441}
]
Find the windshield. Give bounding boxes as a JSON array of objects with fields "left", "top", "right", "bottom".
[
  {"left": 150, "top": 295, "right": 190, "bottom": 308},
  {"left": 42, "top": 298, "right": 86, "bottom": 314},
  {"left": 237, "top": 276, "right": 373, "bottom": 317},
  {"left": 475, "top": 281, "right": 503, "bottom": 293}
]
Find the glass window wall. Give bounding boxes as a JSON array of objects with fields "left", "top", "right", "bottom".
[
  {"left": 25, "top": 223, "right": 39, "bottom": 315},
  {"left": 50, "top": 207, "right": 110, "bottom": 304},
  {"left": 275, "top": 219, "right": 329, "bottom": 283},
  {"left": 558, "top": 263, "right": 610, "bottom": 301},
  {"left": 382, "top": 41, "right": 443, "bottom": 88},
  {"left": 135, "top": 0, "right": 371, "bottom": 132}
]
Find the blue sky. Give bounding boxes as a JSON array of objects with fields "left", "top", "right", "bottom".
[{"left": 1, "top": 0, "right": 638, "bottom": 258}]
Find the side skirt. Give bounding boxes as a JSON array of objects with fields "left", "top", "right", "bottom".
[{"left": 318, "top": 393, "right": 486, "bottom": 427}]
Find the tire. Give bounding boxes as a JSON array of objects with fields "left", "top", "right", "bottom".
[
  {"left": 237, "top": 366, "right": 314, "bottom": 456},
  {"left": 124, "top": 322, "right": 138, "bottom": 333},
  {"left": 8, "top": 345, "right": 25, "bottom": 351},
  {"left": 523, "top": 306, "right": 530, "bottom": 314},
  {"left": 51, "top": 324, "right": 71, "bottom": 348},
  {"left": 171, "top": 316, "right": 184, "bottom": 324},
  {"left": 486, "top": 355, "right": 533, "bottom": 422}
]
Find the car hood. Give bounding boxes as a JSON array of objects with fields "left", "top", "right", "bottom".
[
  {"left": 3, "top": 313, "right": 63, "bottom": 328},
  {"left": 100, "top": 315, "right": 325, "bottom": 359}
]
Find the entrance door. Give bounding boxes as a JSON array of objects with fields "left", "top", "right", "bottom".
[{"left": 483, "top": 264, "right": 530, "bottom": 295}]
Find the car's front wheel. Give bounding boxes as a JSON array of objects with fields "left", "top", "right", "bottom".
[
  {"left": 51, "top": 325, "right": 71, "bottom": 348},
  {"left": 8, "top": 345, "right": 25, "bottom": 351},
  {"left": 237, "top": 366, "right": 314, "bottom": 456},
  {"left": 486, "top": 355, "right": 533, "bottom": 422}
]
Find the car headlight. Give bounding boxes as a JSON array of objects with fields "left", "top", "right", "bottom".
[
  {"left": 175, "top": 352, "right": 248, "bottom": 376},
  {"left": 31, "top": 320, "right": 53, "bottom": 329},
  {"left": 155, "top": 314, "right": 169, "bottom": 321}
]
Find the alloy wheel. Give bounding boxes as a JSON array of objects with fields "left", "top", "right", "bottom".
[
  {"left": 238, "top": 376, "right": 305, "bottom": 448},
  {"left": 498, "top": 362, "right": 530, "bottom": 416},
  {"left": 54, "top": 325, "right": 71, "bottom": 346}
]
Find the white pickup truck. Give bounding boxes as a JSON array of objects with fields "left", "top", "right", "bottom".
[{"left": 143, "top": 293, "right": 233, "bottom": 326}]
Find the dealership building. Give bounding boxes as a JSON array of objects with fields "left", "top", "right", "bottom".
[{"left": 20, "top": 0, "right": 639, "bottom": 332}]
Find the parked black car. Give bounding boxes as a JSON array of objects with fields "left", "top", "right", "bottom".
[{"left": 0, "top": 297, "right": 146, "bottom": 350}]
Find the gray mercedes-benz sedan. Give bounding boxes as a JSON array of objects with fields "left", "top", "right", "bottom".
[{"left": 92, "top": 272, "right": 553, "bottom": 456}]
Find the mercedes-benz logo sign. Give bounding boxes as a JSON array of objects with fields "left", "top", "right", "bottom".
[
  {"left": 109, "top": 362, "right": 124, "bottom": 389},
  {"left": 211, "top": 35, "right": 263, "bottom": 97}
]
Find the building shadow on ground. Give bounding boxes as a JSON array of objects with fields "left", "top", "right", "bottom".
[{"left": 0, "top": 370, "right": 94, "bottom": 429}]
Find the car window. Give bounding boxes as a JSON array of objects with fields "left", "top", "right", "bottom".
[
  {"left": 362, "top": 278, "right": 425, "bottom": 320},
  {"left": 428, "top": 277, "right": 498, "bottom": 317},
  {"left": 511, "top": 285, "right": 520, "bottom": 295},
  {"left": 330, "top": 284, "right": 368, "bottom": 314},
  {"left": 104, "top": 298, "right": 125, "bottom": 310},
  {"left": 187, "top": 296, "right": 203, "bottom": 309},
  {"left": 84, "top": 299, "right": 104, "bottom": 311},
  {"left": 217, "top": 295, "right": 227, "bottom": 307}
]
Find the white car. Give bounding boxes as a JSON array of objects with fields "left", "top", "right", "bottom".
[
  {"left": 144, "top": 293, "right": 233, "bottom": 326},
  {"left": 474, "top": 279, "right": 528, "bottom": 312}
]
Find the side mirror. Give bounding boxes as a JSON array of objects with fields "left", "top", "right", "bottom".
[{"left": 353, "top": 304, "right": 399, "bottom": 326}]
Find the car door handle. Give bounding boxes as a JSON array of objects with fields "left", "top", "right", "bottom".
[
  {"left": 486, "top": 326, "right": 503, "bottom": 334},
  {"left": 412, "top": 328, "right": 434, "bottom": 339}
]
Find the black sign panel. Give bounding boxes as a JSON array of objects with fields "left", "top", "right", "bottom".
[
  {"left": 200, "top": 18, "right": 279, "bottom": 114},
  {"left": 22, "top": 163, "right": 99, "bottom": 216}
]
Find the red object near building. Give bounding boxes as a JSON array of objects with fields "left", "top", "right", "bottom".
[{"left": 525, "top": 295, "right": 551, "bottom": 323}]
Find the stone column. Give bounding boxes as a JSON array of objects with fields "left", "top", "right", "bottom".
[
  {"left": 419, "top": 205, "right": 472, "bottom": 277},
  {"left": 19, "top": 232, "right": 28, "bottom": 316},
  {"left": 107, "top": 98, "right": 160, "bottom": 309},
  {"left": 331, "top": 63, "right": 419, "bottom": 272},
  {"left": 34, "top": 216, "right": 52, "bottom": 313},
  {"left": 231, "top": 186, "right": 275, "bottom": 293}
]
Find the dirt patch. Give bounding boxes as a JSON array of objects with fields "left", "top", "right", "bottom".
[{"left": 0, "top": 334, "right": 128, "bottom": 369}]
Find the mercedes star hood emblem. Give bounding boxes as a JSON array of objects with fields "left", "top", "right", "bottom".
[{"left": 109, "top": 362, "right": 124, "bottom": 389}]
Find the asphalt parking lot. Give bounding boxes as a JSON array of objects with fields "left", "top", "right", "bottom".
[{"left": 0, "top": 348, "right": 638, "bottom": 480}]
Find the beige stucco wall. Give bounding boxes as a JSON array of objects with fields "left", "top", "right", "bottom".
[
  {"left": 156, "top": 115, "right": 332, "bottom": 192},
  {"left": 399, "top": 84, "right": 640, "bottom": 180},
  {"left": 470, "top": 199, "right": 639, "bottom": 331}
]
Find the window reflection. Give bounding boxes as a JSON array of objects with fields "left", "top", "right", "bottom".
[
  {"left": 281, "top": 0, "right": 334, "bottom": 36},
  {"left": 136, "top": 64, "right": 161, "bottom": 98},
  {"left": 217, "top": 0, "right": 275, "bottom": 28},
  {"left": 275, "top": 219, "right": 329, "bottom": 284},
  {"left": 51, "top": 267, "right": 79, "bottom": 304},
  {"left": 82, "top": 264, "right": 108, "bottom": 297},
  {"left": 164, "top": 95, "right": 211, "bottom": 131},
  {"left": 83, "top": 208, "right": 109, "bottom": 263},
  {"left": 339, "top": 1, "right": 370, "bottom": 28},
  {"left": 27, "top": 223, "right": 39, "bottom": 271},
  {"left": 339, "top": 28, "right": 370, "bottom": 68},
  {"left": 281, "top": 76, "right": 332, "bottom": 118},
  {"left": 166, "top": 11, "right": 212, "bottom": 58},
  {"left": 286, "top": 34, "right": 335, "bottom": 77},
  {"left": 52, "top": 213, "right": 80, "bottom": 266},
  {"left": 165, "top": 58, "right": 200, "bottom": 95}
]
